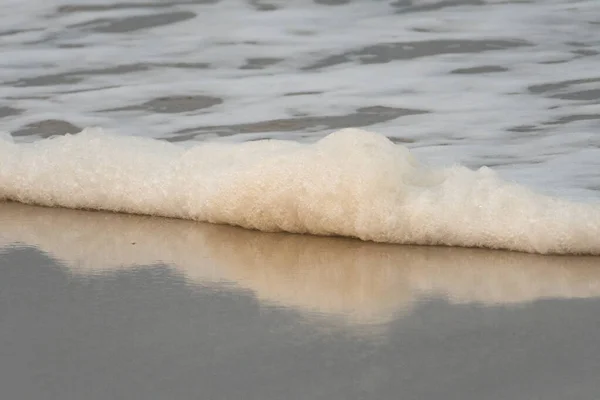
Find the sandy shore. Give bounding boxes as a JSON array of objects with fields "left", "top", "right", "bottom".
[{"left": 1, "top": 201, "right": 600, "bottom": 399}]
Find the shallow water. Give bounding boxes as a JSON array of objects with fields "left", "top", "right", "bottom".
[{"left": 1, "top": 0, "right": 599, "bottom": 199}]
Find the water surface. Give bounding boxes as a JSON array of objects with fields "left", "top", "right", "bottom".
[{"left": 1, "top": 0, "right": 599, "bottom": 197}]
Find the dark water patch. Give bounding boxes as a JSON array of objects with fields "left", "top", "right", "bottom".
[
  {"left": 510, "top": 114, "right": 600, "bottom": 132},
  {"left": 240, "top": 58, "right": 282, "bottom": 70},
  {"left": 6, "top": 64, "right": 150, "bottom": 87},
  {"left": 5, "top": 95, "right": 50, "bottom": 101},
  {"left": 0, "top": 106, "right": 23, "bottom": 119},
  {"left": 451, "top": 65, "right": 508, "bottom": 74},
  {"left": 60, "top": 85, "right": 121, "bottom": 95},
  {"left": 57, "top": 43, "right": 87, "bottom": 49},
  {"left": 71, "top": 11, "right": 196, "bottom": 33},
  {"left": 58, "top": 3, "right": 171, "bottom": 12},
  {"left": 549, "top": 89, "right": 600, "bottom": 102},
  {"left": 572, "top": 49, "right": 599, "bottom": 57},
  {"left": 0, "top": 29, "right": 23, "bottom": 37},
  {"left": 13, "top": 120, "right": 81, "bottom": 138},
  {"left": 528, "top": 77, "right": 600, "bottom": 94},
  {"left": 411, "top": 27, "right": 434, "bottom": 33},
  {"left": 389, "top": 136, "right": 414, "bottom": 144},
  {"left": 464, "top": 149, "right": 549, "bottom": 169},
  {"left": 24, "top": 33, "right": 95, "bottom": 47},
  {"left": 84, "top": 64, "right": 151, "bottom": 75},
  {"left": 566, "top": 41, "right": 593, "bottom": 48},
  {"left": 507, "top": 125, "right": 544, "bottom": 134},
  {"left": 247, "top": 0, "right": 279, "bottom": 11},
  {"left": 169, "top": 106, "right": 426, "bottom": 141},
  {"left": 10, "top": 74, "right": 83, "bottom": 87},
  {"left": 538, "top": 59, "right": 572, "bottom": 65},
  {"left": 283, "top": 91, "right": 323, "bottom": 97},
  {"left": 314, "top": 0, "right": 351, "bottom": 5},
  {"left": 393, "top": 0, "right": 484, "bottom": 14},
  {"left": 547, "top": 114, "right": 600, "bottom": 126},
  {"left": 0, "top": 28, "right": 44, "bottom": 37},
  {"left": 586, "top": 185, "right": 600, "bottom": 192},
  {"left": 159, "top": 62, "right": 211, "bottom": 69},
  {"left": 474, "top": 158, "right": 545, "bottom": 168},
  {"left": 106, "top": 95, "right": 223, "bottom": 114},
  {"left": 304, "top": 39, "right": 531, "bottom": 70},
  {"left": 58, "top": 0, "right": 217, "bottom": 13}
]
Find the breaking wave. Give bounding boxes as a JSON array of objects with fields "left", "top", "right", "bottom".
[{"left": 1, "top": 128, "right": 599, "bottom": 254}]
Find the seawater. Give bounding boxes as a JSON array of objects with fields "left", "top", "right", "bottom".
[{"left": 1, "top": 0, "right": 599, "bottom": 253}]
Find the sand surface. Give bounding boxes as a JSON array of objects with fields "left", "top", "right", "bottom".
[{"left": 1, "top": 202, "right": 600, "bottom": 399}]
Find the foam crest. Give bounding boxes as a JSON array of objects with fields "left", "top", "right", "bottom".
[
  {"left": 1, "top": 203, "right": 599, "bottom": 325},
  {"left": 1, "top": 128, "right": 599, "bottom": 254}
]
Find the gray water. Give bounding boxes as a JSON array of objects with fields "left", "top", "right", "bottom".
[
  {"left": 1, "top": 0, "right": 600, "bottom": 197},
  {"left": 1, "top": 0, "right": 600, "bottom": 398}
]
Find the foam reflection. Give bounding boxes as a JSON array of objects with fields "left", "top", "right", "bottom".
[{"left": 1, "top": 201, "right": 599, "bottom": 325}]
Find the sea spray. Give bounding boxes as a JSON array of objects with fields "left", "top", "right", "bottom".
[{"left": 1, "top": 127, "right": 599, "bottom": 254}]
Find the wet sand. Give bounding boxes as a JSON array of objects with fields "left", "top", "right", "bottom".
[{"left": 1, "top": 202, "right": 600, "bottom": 399}]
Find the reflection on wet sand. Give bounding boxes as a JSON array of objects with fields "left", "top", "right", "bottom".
[{"left": 1, "top": 201, "right": 599, "bottom": 325}]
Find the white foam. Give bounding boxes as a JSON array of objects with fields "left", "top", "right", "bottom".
[{"left": 1, "top": 127, "right": 599, "bottom": 254}]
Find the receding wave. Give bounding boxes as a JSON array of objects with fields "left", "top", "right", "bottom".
[{"left": 1, "top": 127, "right": 599, "bottom": 254}]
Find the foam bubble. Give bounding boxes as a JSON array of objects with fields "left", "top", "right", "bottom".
[{"left": 1, "top": 128, "right": 599, "bottom": 254}]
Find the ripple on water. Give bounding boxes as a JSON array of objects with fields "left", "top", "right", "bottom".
[
  {"left": 12, "top": 120, "right": 81, "bottom": 138},
  {"left": 303, "top": 39, "right": 532, "bottom": 70},
  {"left": 0, "top": 0, "right": 598, "bottom": 198},
  {"left": 169, "top": 106, "right": 426, "bottom": 141},
  {"left": 104, "top": 95, "right": 224, "bottom": 114},
  {"left": 69, "top": 11, "right": 198, "bottom": 33}
]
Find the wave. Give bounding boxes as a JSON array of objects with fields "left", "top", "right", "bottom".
[
  {"left": 1, "top": 202, "right": 599, "bottom": 325},
  {"left": 1, "top": 127, "right": 599, "bottom": 254}
]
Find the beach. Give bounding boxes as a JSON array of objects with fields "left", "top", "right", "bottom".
[
  {"left": 1, "top": 202, "right": 600, "bottom": 399},
  {"left": 1, "top": 0, "right": 600, "bottom": 398}
]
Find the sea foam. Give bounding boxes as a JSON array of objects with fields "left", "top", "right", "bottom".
[{"left": 1, "top": 127, "right": 599, "bottom": 255}]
